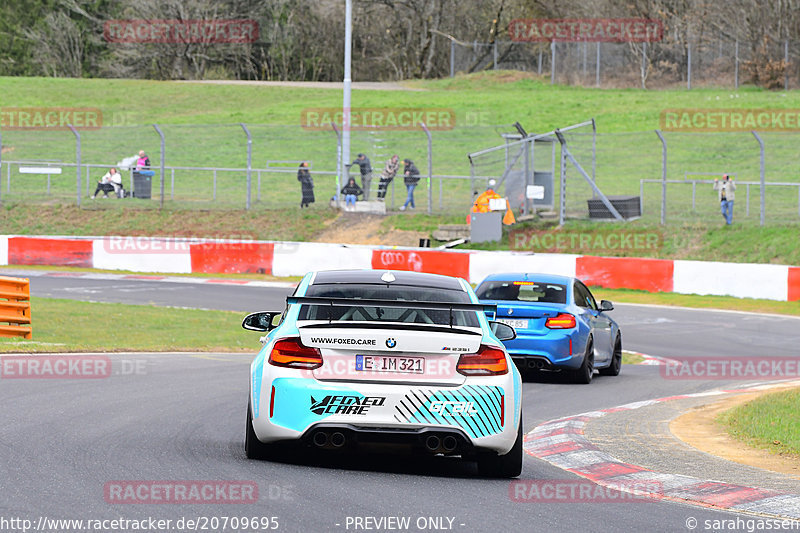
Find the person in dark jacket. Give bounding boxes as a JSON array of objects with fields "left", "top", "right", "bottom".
[
  {"left": 350, "top": 153, "right": 372, "bottom": 200},
  {"left": 340, "top": 177, "right": 364, "bottom": 211},
  {"left": 297, "top": 161, "right": 314, "bottom": 208},
  {"left": 376, "top": 155, "right": 399, "bottom": 200},
  {"left": 399, "top": 158, "right": 420, "bottom": 211}
]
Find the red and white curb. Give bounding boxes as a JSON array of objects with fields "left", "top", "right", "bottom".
[
  {"left": 524, "top": 380, "right": 800, "bottom": 520},
  {"left": 0, "top": 269, "right": 297, "bottom": 289},
  {"left": 625, "top": 350, "right": 682, "bottom": 366}
]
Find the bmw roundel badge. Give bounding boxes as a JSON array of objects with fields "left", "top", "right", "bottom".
[{"left": 385, "top": 338, "right": 397, "bottom": 348}]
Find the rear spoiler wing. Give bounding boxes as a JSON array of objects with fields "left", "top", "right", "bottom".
[{"left": 286, "top": 296, "right": 497, "bottom": 326}]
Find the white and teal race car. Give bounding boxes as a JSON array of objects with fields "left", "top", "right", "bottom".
[{"left": 242, "top": 269, "right": 523, "bottom": 477}]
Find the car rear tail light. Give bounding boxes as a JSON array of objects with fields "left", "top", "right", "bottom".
[
  {"left": 457, "top": 345, "right": 508, "bottom": 376},
  {"left": 268, "top": 338, "right": 323, "bottom": 369},
  {"left": 545, "top": 313, "right": 576, "bottom": 329}
]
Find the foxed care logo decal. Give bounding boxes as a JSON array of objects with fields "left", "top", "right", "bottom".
[
  {"left": 429, "top": 400, "right": 478, "bottom": 416},
  {"left": 310, "top": 395, "right": 386, "bottom": 415}
]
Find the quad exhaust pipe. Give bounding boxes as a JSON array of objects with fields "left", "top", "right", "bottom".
[
  {"left": 424, "top": 435, "right": 441, "bottom": 452},
  {"left": 312, "top": 430, "right": 348, "bottom": 449},
  {"left": 442, "top": 435, "right": 458, "bottom": 452},
  {"left": 424, "top": 433, "right": 460, "bottom": 453},
  {"left": 527, "top": 359, "right": 547, "bottom": 369}
]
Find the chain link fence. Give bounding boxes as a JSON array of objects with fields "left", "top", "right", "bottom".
[
  {"left": 451, "top": 37, "right": 799, "bottom": 89},
  {"left": 2, "top": 123, "right": 800, "bottom": 225}
]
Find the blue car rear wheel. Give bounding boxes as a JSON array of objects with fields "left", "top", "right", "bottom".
[{"left": 572, "top": 337, "right": 594, "bottom": 384}]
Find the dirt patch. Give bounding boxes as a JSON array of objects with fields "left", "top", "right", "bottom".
[
  {"left": 1, "top": 146, "right": 14, "bottom": 155},
  {"left": 670, "top": 385, "right": 800, "bottom": 479},
  {"left": 313, "top": 213, "right": 428, "bottom": 246}
]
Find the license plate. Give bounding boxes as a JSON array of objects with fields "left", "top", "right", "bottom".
[
  {"left": 355, "top": 355, "right": 425, "bottom": 374},
  {"left": 496, "top": 318, "right": 528, "bottom": 329}
]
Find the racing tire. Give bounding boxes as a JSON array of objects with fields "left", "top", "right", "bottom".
[
  {"left": 245, "top": 402, "right": 272, "bottom": 460},
  {"left": 476, "top": 417, "right": 523, "bottom": 478},
  {"left": 599, "top": 334, "right": 622, "bottom": 377},
  {"left": 572, "top": 337, "right": 594, "bottom": 384}
]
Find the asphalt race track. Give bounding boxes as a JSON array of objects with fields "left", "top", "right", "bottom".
[{"left": 2, "top": 272, "right": 800, "bottom": 533}]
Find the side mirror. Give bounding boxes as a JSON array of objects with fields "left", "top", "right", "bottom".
[
  {"left": 489, "top": 321, "right": 517, "bottom": 341},
  {"left": 242, "top": 311, "right": 280, "bottom": 332},
  {"left": 600, "top": 300, "right": 614, "bottom": 311}
]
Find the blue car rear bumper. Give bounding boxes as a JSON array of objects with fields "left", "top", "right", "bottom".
[{"left": 502, "top": 331, "right": 584, "bottom": 370}]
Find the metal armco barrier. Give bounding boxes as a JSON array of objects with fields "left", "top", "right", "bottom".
[{"left": 0, "top": 276, "right": 32, "bottom": 339}]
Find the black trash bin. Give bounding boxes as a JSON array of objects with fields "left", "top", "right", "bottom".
[{"left": 132, "top": 171, "right": 153, "bottom": 199}]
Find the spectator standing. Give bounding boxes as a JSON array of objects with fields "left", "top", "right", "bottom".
[
  {"left": 340, "top": 177, "right": 364, "bottom": 211},
  {"left": 297, "top": 161, "right": 315, "bottom": 208},
  {"left": 399, "top": 158, "right": 420, "bottom": 211},
  {"left": 713, "top": 174, "right": 736, "bottom": 225},
  {"left": 136, "top": 150, "right": 150, "bottom": 170},
  {"left": 350, "top": 153, "right": 373, "bottom": 200},
  {"left": 376, "top": 155, "right": 399, "bottom": 200}
]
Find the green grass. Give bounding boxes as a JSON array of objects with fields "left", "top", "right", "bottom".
[
  {"left": 718, "top": 388, "right": 800, "bottom": 457},
  {"left": 0, "top": 297, "right": 256, "bottom": 352},
  {"left": 621, "top": 351, "right": 645, "bottom": 365},
  {"left": 3, "top": 72, "right": 800, "bottom": 219},
  {"left": 0, "top": 203, "right": 336, "bottom": 242},
  {"left": 592, "top": 287, "right": 800, "bottom": 316}
]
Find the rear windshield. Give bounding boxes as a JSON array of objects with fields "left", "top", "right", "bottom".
[
  {"left": 476, "top": 281, "right": 567, "bottom": 304},
  {"left": 298, "top": 283, "right": 479, "bottom": 327}
]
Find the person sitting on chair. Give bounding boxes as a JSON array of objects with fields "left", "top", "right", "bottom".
[{"left": 91, "top": 168, "right": 123, "bottom": 199}]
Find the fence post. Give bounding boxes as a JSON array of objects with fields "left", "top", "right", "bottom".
[
  {"left": 687, "top": 40, "right": 692, "bottom": 90},
  {"left": 450, "top": 40, "right": 455, "bottom": 77},
  {"left": 785, "top": 40, "right": 789, "bottom": 91},
  {"left": 420, "top": 123, "right": 433, "bottom": 214},
  {"left": 153, "top": 124, "right": 165, "bottom": 209},
  {"left": 655, "top": 130, "right": 667, "bottom": 225},
  {"left": 550, "top": 41, "right": 556, "bottom": 84},
  {"left": 240, "top": 123, "right": 252, "bottom": 210},
  {"left": 67, "top": 125, "right": 81, "bottom": 207},
  {"left": 595, "top": 42, "right": 600, "bottom": 87},
  {"left": 493, "top": 41, "right": 498, "bottom": 70},
  {"left": 641, "top": 42, "right": 647, "bottom": 89},
  {"left": 538, "top": 50, "right": 543, "bottom": 75},
  {"left": 752, "top": 130, "right": 765, "bottom": 225},
  {"left": 556, "top": 133, "right": 566, "bottom": 226},
  {"left": 591, "top": 118, "right": 597, "bottom": 185},
  {"left": 734, "top": 40, "right": 739, "bottom": 89},
  {"left": 331, "top": 122, "right": 342, "bottom": 201}
]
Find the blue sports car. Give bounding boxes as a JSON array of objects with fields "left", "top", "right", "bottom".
[{"left": 475, "top": 273, "right": 621, "bottom": 384}]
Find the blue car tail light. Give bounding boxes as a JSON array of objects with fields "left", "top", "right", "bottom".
[{"left": 544, "top": 313, "right": 576, "bottom": 329}]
